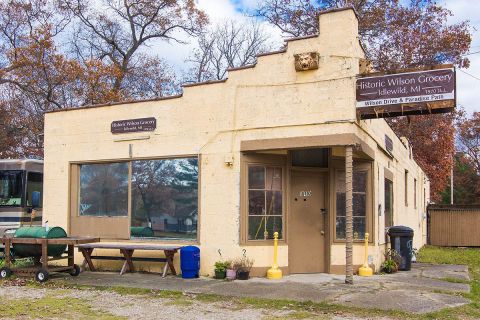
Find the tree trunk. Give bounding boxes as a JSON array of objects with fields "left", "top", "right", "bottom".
[{"left": 345, "top": 145, "right": 354, "bottom": 284}]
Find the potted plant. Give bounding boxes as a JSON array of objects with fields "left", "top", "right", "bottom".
[
  {"left": 214, "top": 261, "right": 228, "bottom": 279},
  {"left": 381, "top": 249, "right": 401, "bottom": 274},
  {"left": 225, "top": 260, "right": 237, "bottom": 280},
  {"left": 236, "top": 257, "right": 254, "bottom": 280}
]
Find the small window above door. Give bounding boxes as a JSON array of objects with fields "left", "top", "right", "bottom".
[{"left": 291, "top": 148, "right": 328, "bottom": 168}]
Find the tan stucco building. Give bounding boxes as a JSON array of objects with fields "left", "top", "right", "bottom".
[{"left": 43, "top": 8, "right": 429, "bottom": 276}]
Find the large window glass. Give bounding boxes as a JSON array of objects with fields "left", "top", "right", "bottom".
[
  {"left": 335, "top": 170, "right": 368, "bottom": 240},
  {"left": 0, "top": 170, "right": 23, "bottom": 206},
  {"left": 79, "top": 163, "right": 128, "bottom": 216},
  {"left": 131, "top": 158, "right": 198, "bottom": 240},
  {"left": 26, "top": 172, "right": 43, "bottom": 207},
  {"left": 247, "top": 165, "right": 283, "bottom": 240}
]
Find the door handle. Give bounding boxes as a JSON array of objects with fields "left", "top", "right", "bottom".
[
  {"left": 320, "top": 230, "right": 325, "bottom": 235},
  {"left": 320, "top": 208, "right": 327, "bottom": 214}
]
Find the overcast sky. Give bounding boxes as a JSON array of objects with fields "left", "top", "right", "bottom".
[{"left": 159, "top": 0, "right": 479, "bottom": 115}]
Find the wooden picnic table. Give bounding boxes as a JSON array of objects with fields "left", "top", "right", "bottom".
[
  {"left": 77, "top": 243, "right": 182, "bottom": 277},
  {"left": 1, "top": 236, "right": 99, "bottom": 282}
]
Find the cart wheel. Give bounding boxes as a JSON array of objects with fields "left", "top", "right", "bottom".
[
  {"left": 35, "top": 268, "right": 49, "bottom": 283},
  {"left": 0, "top": 267, "right": 11, "bottom": 279},
  {"left": 70, "top": 264, "right": 81, "bottom": 277}
]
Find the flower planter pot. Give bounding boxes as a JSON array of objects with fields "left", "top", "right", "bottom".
[
  {"left": 214, "top": 270, "right": 226, "bottom": 279},
  {"left": 236, "top": 269, "right": 250, "bottom": 280},
  {"left": 226, "top": 268, "right": 236, "bottom": 280}
]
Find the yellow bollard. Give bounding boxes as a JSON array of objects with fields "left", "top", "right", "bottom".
[
  {"left": 359, "top": 233, "right": 373, "bottom": 276},
  {"left": 267, "top": 232, "right": 282, "bottom": 279}
]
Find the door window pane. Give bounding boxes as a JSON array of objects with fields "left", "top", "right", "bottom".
[
  {"left": 266, "top": 167, "right": 282, "bottom": 190},
  {"left": 248, "top": 190, "right": 265, "bottom": 215},
  {"left": 353, "top": 217, "right": 366, "bottom": 239},
  {"left": 353, "top": 193, "right": 366, "bottom": 216},
  {"left": 336, "top": 217, "right": 346, "bottom": 239},
  {"left": 131, "top": 158, "right": 198, "bottom": 240},
  {"left": 248, "top": 166, "right": 265, "bottom": 189},
  {"left": 266, "top": 191, "right": 282, "bottom": 215},
  {"left": 247, "top": 165, "right": 283, "bottom": 240},
  {"left": 79, "top": 163, "right": 128, "bottom": 216},
  {"left": 248, "top": 216, "right": 283, "bottom": 240}
]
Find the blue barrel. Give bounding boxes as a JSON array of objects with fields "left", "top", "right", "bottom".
[{"left": 180, "top": 246, "right": 200, "bottom": 279}]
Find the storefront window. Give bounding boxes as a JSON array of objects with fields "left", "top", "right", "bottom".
[
  {"left": 131, "top": 158, "right": 198, "bottom": 240},
  {"left": 79, "top": 163, "right": 128, "bottom": 216},
  {"left": 247, "top": 165, "right": 283, "bottom": 240},
  {"left": 335, "top": 170, "right": 368, "bottom": 240}
]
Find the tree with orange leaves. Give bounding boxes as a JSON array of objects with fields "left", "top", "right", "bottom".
[{"left": 0, "top": 0, "right": 207, "bottom": 157}]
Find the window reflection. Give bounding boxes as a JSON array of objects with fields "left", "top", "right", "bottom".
[
  {"left": 79, "top": 163, "right": 128, "bottom": 216},
  {"left": 131, "top": 158, "right": 198, "bottom": 240}
]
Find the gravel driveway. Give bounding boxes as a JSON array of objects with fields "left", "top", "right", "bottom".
[{"left": 0, "top": 283, "right": 374, "bottom": 320}]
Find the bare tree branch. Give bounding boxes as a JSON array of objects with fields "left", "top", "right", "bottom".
[{"left": 185, "top": 20, "right": 275, "bottom": 83}]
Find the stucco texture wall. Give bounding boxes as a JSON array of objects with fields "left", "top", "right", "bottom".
[{"left": 43, "top": 8, "right": 428, "bottom": 276}]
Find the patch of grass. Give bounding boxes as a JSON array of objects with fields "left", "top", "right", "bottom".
[
  {"left": 0, "top": 257, "right": 36, "bottom": 269},
  {"left": 109, "top": 286, "right": 154, "bottom": 296},
  {"left": 439, "top": 277, "right": 470, "bottom": 284},
  {"left": 0, "top": 296, "right": 125, "bottom": 320},
  {"left": 194, "top": 293, "right": 223, "bottom": 303},
  {"left": 417, "top": 246, "right": 480, "bottom": 280},
  {"left": 165, "top": 299, "right": 194, "bottom": 307},
  {"left": 284, "top": 311, "right": 317, "bottom": 319},
  {"left": 416, "top": 246, "right": 480, "bottom": 319}
]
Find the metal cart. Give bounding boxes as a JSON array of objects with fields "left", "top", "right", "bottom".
[{"left": 0, "top": 236, "right": 99, "bottom": 282}]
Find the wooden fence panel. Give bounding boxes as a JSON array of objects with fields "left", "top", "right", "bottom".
[{"left": 428, "top": 205, "right": 480, "bottom": 247}]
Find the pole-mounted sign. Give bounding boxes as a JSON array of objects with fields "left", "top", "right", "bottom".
[{"left": 356, "top": 65, "right": 455, "bottom": 119}]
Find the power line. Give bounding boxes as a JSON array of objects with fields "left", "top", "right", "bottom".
[
  {"left": 459, "top": 69, "right": 480, "bottom": 81},
  {"left": 464, "top": 50, "right": 480, "bottom": 56}
]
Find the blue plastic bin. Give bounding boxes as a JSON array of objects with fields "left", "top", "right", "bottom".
[{"left": 180, "top": 246, "right": 200, "bottom": 278}]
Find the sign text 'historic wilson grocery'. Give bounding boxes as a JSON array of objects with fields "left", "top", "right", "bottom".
[
  {"left": 356, "top": 68, "right": 455, "bottom": 108},
  {"left": 111, "top": 117, "right": 156, "bottom": 134}
]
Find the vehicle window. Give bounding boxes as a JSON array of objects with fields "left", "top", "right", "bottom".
[
  {"left": 27, "top": 172, "right": 43, "bottom": 207},
  {"left": 0, "top": 170, "right": 24, "bottom": 206}
]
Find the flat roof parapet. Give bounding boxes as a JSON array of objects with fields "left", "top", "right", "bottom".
[{"left": 45, "top": 94, "right": 183, "bottom": 114}]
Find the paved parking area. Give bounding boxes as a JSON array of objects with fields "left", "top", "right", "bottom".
[{"left": 57, "top": 263, "right": 470, "bottom": 314}]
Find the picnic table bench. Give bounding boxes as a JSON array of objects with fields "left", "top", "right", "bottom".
[{"left": 77, "top": 243, "right": 182, "bottom": 277}]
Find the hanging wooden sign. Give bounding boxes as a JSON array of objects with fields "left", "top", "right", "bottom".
[
  {"left": 356, "top": 65, "right": 455, "bottom": 119},
  {"left": 111, "top": 117, "right": 156, "bottom": 134}
]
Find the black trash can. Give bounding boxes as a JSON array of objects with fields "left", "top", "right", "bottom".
[{"left": 388, "top": 226, "right": 414, "bottom": 271}]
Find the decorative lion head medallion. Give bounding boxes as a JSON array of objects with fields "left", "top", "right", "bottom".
[
  {"left": 294, "top": 52, "right": 320, "bottom": 71},
  {"left": 359, "top": 58, "right": 374, "bottom": 75}
]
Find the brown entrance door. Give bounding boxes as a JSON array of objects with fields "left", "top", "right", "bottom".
[{"left": 289, "top": 171, "right": 326, "bottom": 273}]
